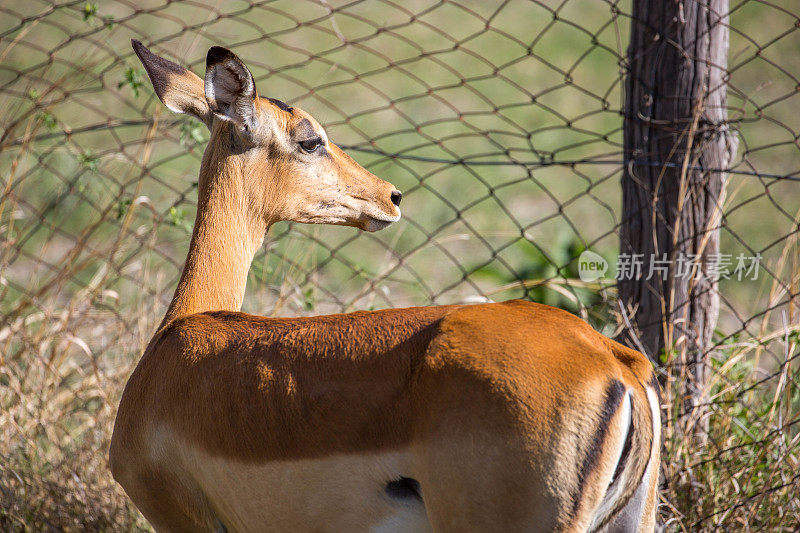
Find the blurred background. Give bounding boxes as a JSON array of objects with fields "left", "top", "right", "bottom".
[{"left": 1, "top": 0, "right": 799, "bottom": 530}]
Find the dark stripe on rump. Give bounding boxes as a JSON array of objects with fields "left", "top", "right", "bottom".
[
  {"left": 593, "top": 378, "right": 658, "bottom": 532},
  {"left": 572, "top": 379, "right": 626, "bottom": 516}
]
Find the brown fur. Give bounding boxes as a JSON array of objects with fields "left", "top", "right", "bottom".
[{"left": 110, "top": 42, "right": 661, "bottom": 532}]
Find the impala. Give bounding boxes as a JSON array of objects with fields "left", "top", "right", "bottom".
[{"left": 110, "top": 41, "right": 661, "bottom": 533}]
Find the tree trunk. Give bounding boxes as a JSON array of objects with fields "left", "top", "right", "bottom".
[{"left": 619, "top": 0, "right": 737, "bottom": 442}]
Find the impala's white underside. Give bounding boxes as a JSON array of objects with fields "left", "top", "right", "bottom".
[{"left": 172, "top": 438, "right": 430, "bottom": 533}]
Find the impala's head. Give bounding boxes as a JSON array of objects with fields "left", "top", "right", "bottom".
[{"left": 131, "top": 40, "right": 401, "bottom": 231}]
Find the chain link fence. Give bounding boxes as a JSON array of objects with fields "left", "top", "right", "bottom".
[{"left": 1, "top": 0, "right": 799, "bottom": 530}]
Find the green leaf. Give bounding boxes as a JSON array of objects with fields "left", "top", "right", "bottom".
[
  {"left": 302, "top": 288, "right": 315, "bottom": 311},
  {"left": 38, "top": 111, "right": 58, "bottom": 132},
  {"left": 168, "top": 206, "right": 183, "bottom": 226},
  {"left": 83, "top": 2, "right": 98, "bottom": 21},
  {"left": 78, "top": 151, "right": 100, "bottom": 172},
  {"left": 167, "top": 206, "right": 192, "bottom": 232},
  {"left": 116, "top": 198, "right": 132, "bottom": 220},
  {"left": 118, "top": 67, "right": 144, "bottom": 98},
  {"left": 179, "top": 118, "right": 207, "bottom": 147}
]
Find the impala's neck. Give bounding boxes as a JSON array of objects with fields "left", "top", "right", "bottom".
[{"left": 160, "top": 135, "right": 268, "bottom": 330}]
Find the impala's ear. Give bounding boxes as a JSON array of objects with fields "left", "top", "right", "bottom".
[
  {"left": 131, "top": 40, "right": 212, "bottom": 127},
  {"left": 204, "top": 47, "right": 258, "bottom": 133}
]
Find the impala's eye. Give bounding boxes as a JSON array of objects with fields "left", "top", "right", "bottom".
[{"left": 299, "top": 138, "right": 323, "bottom": 153}]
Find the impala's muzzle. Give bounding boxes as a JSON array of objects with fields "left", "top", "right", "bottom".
[{"left": 358, "top": 185, "right": 401, "bottom": 232}]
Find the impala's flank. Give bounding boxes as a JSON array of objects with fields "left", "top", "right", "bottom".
[{"left": 110, "top": 41, "right": 661, "bottom": 533}]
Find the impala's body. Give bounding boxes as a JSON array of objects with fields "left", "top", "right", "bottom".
[{"left": 110, "top": 41, "right": 661, "bottom": 532}]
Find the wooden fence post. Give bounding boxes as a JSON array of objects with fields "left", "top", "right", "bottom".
[{"left": 618, "top": 0, "right": 738, "bottom": 441}]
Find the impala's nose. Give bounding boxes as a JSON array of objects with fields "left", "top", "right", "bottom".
[{"left": 390, "top": 190, "right": 402, "bottom": 207}]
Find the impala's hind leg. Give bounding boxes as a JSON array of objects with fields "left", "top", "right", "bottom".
[
  {"left": 411, "top": 383, "right": 567, "bottom": 531},
  {"left": 414, "top": 431, "right": 569, "bottom": 532}
]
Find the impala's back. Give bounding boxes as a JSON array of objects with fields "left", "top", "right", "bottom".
[{"left": 113, "top": 301, "right": 659, "bottom": 532}]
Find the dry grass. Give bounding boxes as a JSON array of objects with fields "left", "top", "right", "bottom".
[
  {"left": 0, "top": 263, "right": 155, "bottom": 531},
  {"left": 0, "top": 326, "right": 148, "bottom": 531}
]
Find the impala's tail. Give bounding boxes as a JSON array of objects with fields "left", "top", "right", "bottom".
[{"left": 588, "top": 341, "right": 661, "bottom": 532}]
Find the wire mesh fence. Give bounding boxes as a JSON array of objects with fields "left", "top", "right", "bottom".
[{"left": 1, "top": 0, "right": 799, "bottom": 530}]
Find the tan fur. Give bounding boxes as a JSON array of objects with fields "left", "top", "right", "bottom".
[{"left": 111, "top": 42, "right": 661, "bottom": 532}]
